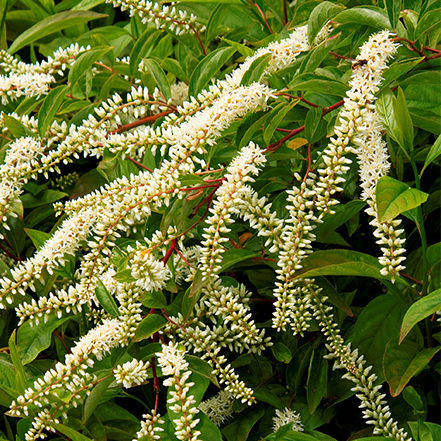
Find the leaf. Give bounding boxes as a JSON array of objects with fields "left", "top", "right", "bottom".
[
  {"left": 402, "top": 386, "right": 424, "bottom": 411},
  {"left": 8, "top": 330, "right": 27, "bottom": 393},
  {"left": 222, "top": 404, "right": 265, "bottom": 441},
  {"left": 377, "top": 87, "right": 414, "bottom": 153},
  {"left": 37, "top": 84, "right": 68, "bottom": 138},
  {"left": 140, "top": 290, "right": 167, "bottom": 309},
  {"left": 2, "top": 115, "right": 36, "bottom": 138},
  {"left": 301, "top": 35, "right": 339, "bottom": 74},
  {"left": 421, "top": 134, "right": 441, "bottom": 175},
  {"left": 21, "top": 189, "right": 68, "bottom": 209},
  {"left": 240, "top": 53, "right": 271, "bottom": 86},
  {"left": 218, "top": 248, "right": 260, "bottom": 273},
  {"left": 292, "top": 249, "right": 388, "bottom": 281},
  {"left": 333, "top": 7, "right": 390, "bottom": 29},
  {"left": 385, "top": 0, "right": 401, "bottom": 30},
  {"left": 307, "top": 347, "right": 327, "bottom": 415},
  {"left": 132, "top": 314, "right": 167, "bottom": 343},
  {"left": 83, "top": 374, "right": 114, "bottom": 424},
  {"left": 24, "top": 228, "right": 51, "bottom": 251},
  {"left": 223, "top": 38, "right": 254, "bottom": 58},
  {"left": 264, "top": 102, "right": 295, "bottom": 144},
  {"left": 383, "top": 338, "right": 440, "bottom": 396},
  {"left": 48, "top": 422, "right": 92, "bottom": 441},
  {"left": 72, "top": 0, "right": 105, "bottom": 11},
  {"left": 188, "top": 46, "right": 236, "bottom": 98},
  {"left": 288, "top": 76, "right": 349, "bottom": 97},
  {"left": 69, "top": 46, "right": 113, "bottom": 91},
  {"left": 376, "top": 176, "right": 428, "bottom": 223},
  {"left": 272, "top": 342, "right": 292, "bottom": 364},
  {"left": 95, "top": 280, "right": 119, "bottom": 318},
  {"left": 304, "top": 106, "right": 322, "bottom": 143},
  {"left": 308, "top": 1, "right": 345, "bottom": 45},
  {"left": 205, "top": 4, "right": 229, "bottom": 44},
  {"left": 253, "top": 388, "right": 283, "bottom": 408},
  {"left": 414, "top": 7, "right": 441, "bottom": 41},
  {"left": 17, "top": 314, "right": 70, "bottom": 365},
  {"left": 8, "top": 11, "right": 107, "bottom": 54},
  {"left": 141, "top": 58, "right": 171, "bottom": 102},
  {"left": 186, "top": 355, "right": 219, "bottom": 387},
  {"left": 130, "top": 28, "right": 162, "bottom": 76},
  {"left": 315, "top": 278, "right": 353, "bottom": 317},
  {"left": 400, "top": 289, "right": 441, "bottom": 343}
]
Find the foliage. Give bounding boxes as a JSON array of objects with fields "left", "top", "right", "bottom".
[{"left": 0, "top": 1, "right": 439, "bottom": 441}]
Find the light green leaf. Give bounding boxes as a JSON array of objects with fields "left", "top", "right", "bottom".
[
  {"left": 2, "top": 114, "right": 36, "bottom": 138},
  {"left": 8, "top": 330, "right": 27, "bottom": 393},
  {"left": 140, "top": 58, "right": 171, "bottom": 102},
  {"left": 68, "top": 46, "right": 113, "bottom": 91},
  {"left": 17, "top": 314, "right": 70, "bottom": 365},
  {"left": 414, "top": 7, "right": 441, "bottom": 41},
  {"left": 38, "top": 84, "right": 68, "bottom": 138},
  {"left": 402, "top": 386, "right": 424, "bottom": 411},
  {"left": 241, "top": 53, "right": 271, "bottom": 86},
  {"left": 129, "top": 28, "right": 161, "bottom": 76},
  {"left": 8, "top": 11, "right": 107, "bottom": 54},
  {"left": 132, "top": 314, "right": 167, "bottom": 343},
  {"left": 24, "top": 228, "right": 51, "bottom": 251},
  {"left": 308, "top": 1, "right": 345, "bottom": 45},
  {"left": 82, "top": 374, "right": 114, "bottom": 424},
  {"left": 48, "top": 423, "right": 92, "bottom": 441},
  {"left": 272, "top": 342, "right": 292, "bottom": 364},
  {"left": 72, "top": 0, "right": 105, "bottom": 11},
  {"left": 376, "top": 176, "right": 428, "bottom": 223},
  {"left": 400, "top": 289, "right": 441, "bottom": 343},
  {"left": 383, "top": 338, "right": 440, "bottom": 396},
  {"left": 292, "top": 249, "right": 388, "bottom": 281},
  {"left": 223, "top": 38, "right": 254, "bottom": 58},
  {"left": 95, "top": 280, "right": 119, "bottom": 318},
  {"left": 264, "top": 102, "right": 295, "bottom": 144},
  {"left": 333, "top": 7, "right": 390, "bottom": 29},
  {"left": 421, "top": 134, "right": 441, "bottom": 176},
  {"left": 188, "top": 46, "right": 236, "bottom": 98},
  {"left": 205, "top": 3, "right": 229, "bottom": 44}
]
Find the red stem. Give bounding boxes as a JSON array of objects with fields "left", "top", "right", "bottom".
[
  {"left": 127, "top": 156, "right": 153, "bottom": 172},
  {"left": 162, "top": 239, "right": 177, "bottom": 264},
  {"left": 108, "top": 110, "right": 172, "bottom": 135},
  {"left": 253, "top": 2, "right": 273, "bottom": 34}
]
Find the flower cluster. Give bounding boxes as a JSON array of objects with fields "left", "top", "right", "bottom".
[
  {"left": 114, "top": 359, "right": 150, "bottom": 388},
  {"left": 272, "top": 408, "right": 304, "bottom": 432},
  {"left": 199, "top": 390, "right": 235, "bottom": 426}
]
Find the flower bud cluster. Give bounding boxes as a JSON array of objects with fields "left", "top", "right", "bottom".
[
  {"left": 199, "top": 390, "right": 235, "bottom": 427},
  {"left": 156, "top": 342, "right": 201, "bottom": 441},
  {"left": 200, "top": 142, "right": 266, "bottom": 279},
  {"left": 134, "top": 412, "right": 165, "bottom": 440},
  {"left": 108, "top": 0, "right": 204, "bottom": 35},
  {"left": 114, "top": 359, "right": 150, "bottom": 388},
  {"left": 51, "top": 172, "right": 79, "bottom": 191}
]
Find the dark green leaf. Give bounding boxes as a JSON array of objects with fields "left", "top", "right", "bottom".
[
  {"left": 141, "top": 58, "right": 171, "bottom": 102},
  {"left": 21, "top": 189, "right": 68, "bottom": 209},
  {"left": 400, "top": 289, "right": 441, "bottom": 343},
  {"left": 132, "top": 314, "right": 167, "bottom": 343},
  {"left": 308, "top": 1, "right": 345, "bottom": 45},
  {"left": 48, "top": 423, "right": 92, "bottom": 441},
  {"left": 38, "top": 84, "right": 69, "bottom": 138},
  {"left": 414, "top": 7, "right": 441, "bottom": 41},
  {"left": 385, "top": 0, "right": 401, "bottom": 30},
  {"left": 189, "top": 46, "right": 236, "bottom": 98},
  {"left": 421, "top": 134, "right": 441, "bottom": 175},
  {"left": 206, "top": 4, "right": 229, "bottom": 44},
  {"left": 140, "top": 290, "right": 167, "bottom": 309},
  {"left": 272, "top": 342, "right": 292, "bottom": 364},
  {"left": 186, "top": 355, "right": 219, "bottom": 387},
  {"left": 383, "top": 338, "right": 440, "bottom": 396},
  {"left": 83, "top": 374, "right": 114, "bottom": 424},
  {"left": 301, "top": 35, "right": 339, "bottom": 74},
  {"left": 9, "top": 11, "right": 107, "bottom": 54},
  {"left": 253, "top": 388, "right": 283, "bottom": 408},
  {"left": 376, "top": 176, "right": 428, "bottom": 223},
  {"left": 264, "top": 102, "right": 296, "bottom": 144},
  {"left": 8, "top": 330, "right": 27, "bottom": 393},
  {"left": 307, "top": 347, "right": 327, "bottom": 414},
  {"left": 95, "top": 280, "right": 119, "bottom": 318},
  {"left": 241, "top": 53, "right": 271, "bottom": 86},
  {"left": 304, "top": 106, "right": 322, "bottom": 143},
  {"left": 222, "top": 404, "right": 265, "bottom": 441},
  {"left": 129, "top": 28, "right": 161, "bottom": 76}
]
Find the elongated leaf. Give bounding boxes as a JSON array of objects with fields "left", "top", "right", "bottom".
[
  {"left": 38, "top": 85, "right": 68, "bottom": 138},
  {"left": 304, "top": 106, "right": 322, "bottom": 143},
  {"left": 414, "top": 7, "right": 441, "bottom": 41},
  {"left": 69, "top": 46, "right": 113, "bottom": 90},
  {"left": 2, "top": 115, "right": 36, "bottom": 138},
  {"left": 421, "top": 134, "right": 441, "bottom": 175},
  {"left": 241, "top": 53, "right": 271, "bottom": 86},
  {"left": 308, "top": 1, "right": 345, "bottom": 44},
  {"left": 272, "top": 342, "right": 292, "bottom": 364},
  {"left": 130, "top": 28, "right": 161, "bottom": 76},
  {"left": 376, "top": 176, "right": 428, "bottom": 223},
  {"left": 223, "top": 38, "right": 254, "bottom": 58},
  {"left": 17, "top": 314, "right": 70, "bottom": 365},
  {"left": 9, "top": 11, "right": 107, "bottom": 54},
  {"left": 21, "top": 190, "right": 68, "bottom": 209},
  {"left": 333, "top": 7, "right": 390, "bottom": 29},
  {"left": 205, "top": 3, "right": 229, "bottom": 44},
  {"left": 83, "top": 374, "right": 114, "bottom": 424},
  {"left": 8, "top": 330, "right": 27, "bottom": 393},
  {"left": 132, "top": 314, "right": 167, "bottom": 343},
  {"left": 189, "top": 46, "right": 236, "bottom": 98},
  {"left": 292, "top": 249, "right": 387, "bottom": 281},
  {"left": 95, "top": 280, "right": 119, "bottom": 318},
  {"left": 186, "top": 355, "right": 219, "bottom": 387},
  {"left": 24, "top": 228, "right": 50, "bottom": 251},
  {"left": 400, "top": 289, "right": 441, "bottom": 343},
  {"left": 301, "top": 34, "right": 339, "bottom": 74},
  {"left": 72, "top": 0, "right": 105, "bottom": 11},
  {"left": 140, "top": 58, "right": 171, "bottom": 101},
  {"left": 383, "top": 338, "right": 440, "bottom": 396},
  {"left": 385, "top": 0, "right": 401, "bottom": 30},
  {"left": 264, "top": 102, "right": 294, "bottom": 144},
  {"left": 307, "top": 347, "right": 328, "bottom": 415},
  {"left": 222, "top": 405, "right": 265, "bottom": 441},
  {"left": 48, "top": 423, "right": 92, "bottom": 441}
]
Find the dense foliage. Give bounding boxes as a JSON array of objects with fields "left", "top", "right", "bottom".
[{"left": 0, "top": 1, "right": 439, "bottom": 441}]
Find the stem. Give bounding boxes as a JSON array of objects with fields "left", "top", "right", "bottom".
[
  {"left": 283, "top": 0, "right": 288, "bottom": 25},
  {"left": 253, "top": 2, "right": 273, "bottom": 34},
  {"left": 53, "top": 331, "right": 71, "bottom": 354},
  {"left": 127, "top": 156, "right": 153, "bottom": 172},
  {"left": 108, "top": 110, "right": 172, "bottom": 135}
]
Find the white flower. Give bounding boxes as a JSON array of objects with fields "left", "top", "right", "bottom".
[
  {"left": 199, "top": 390, "right": 235, "bottom": 426},
  {"left": 273, "top": 408, "right": 304, "bottom": 432}
]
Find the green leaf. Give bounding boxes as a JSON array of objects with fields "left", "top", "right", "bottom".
[
  {"left": 206, "top": 4, "right": 229, "bottom": 44},
  {"left": 8, "top": 330, "right": 27, "bottom": 393},
  {"left": 82, "top": 374, "right": 114, "bottom": 424},
  {"left": 301, "top": 35, "right": 339, "bottom": 74},
  {"left": 400, "top": 289, "right": 441, "bottom": 343},
  {"left": 383, "top": 338, "right": 440, "bottom": 396},
  {"left": 304, "top": 106, "right": 323, "bottom": 143},
  {"left": 421, "top": 134, "right": 441, "bottom": 175},
  {"left": 377, "top": 87, "right": 414, "bottom": 153},
  {"left": 17, "top": 314, "right": 70, "bottom": 365},
  {"left": 376, "top": 176, "right": 428, "bottom": 223},
  {"left": 72, "top": 0, "right": 105, "bottom": 11},
  {"left": 414, "top": 7, "right": 441, "bottom": 41},
  {"left": 37, "top": 84, "right": 68, "bottom": 138},
  {"left": 223, "top": 38, "right": 254, "bottom": 58},
  {"left": 2, "top": 115, "right": 36, "bottom": 138},
  {"left": 129, "top": 28, "right": 162, "bottom": 76},
  {"left": 222, "top": 404, "right": 265, "bottom": 441},
  {"left": 264, "top": 102, "right": 296, "bottom": 144},
  {"left": 240, "top": 53, "right": 271, "bottom": 86},
  {"left": 24, "top": 228, "right": 51, "bottom": 251},
  {"left": 21, "top": 189, "right": 68, "bottom": 208},
  {"left": 186, "top": 355, "right": 219, "bottom": 387},
  {"left": 385, "top": 0, "right": 401, "bottom": 30},
  {"left": 95, "top": 280, "right": 119, "bottom": 318},
  {"left": 132, "top": 314, "right": 167, "bottom": 343},
  {"left": 188, "top": 46, "right": 236, "bottom": 98},
  {"left": 8, "top": 10, "right": 107, "bottom": 54},
  {"left": 315, "top": 278, "right": 353, "bottom": 317},
  {"left": 69, "top": 46, "right": 113, "bottom": 91},
  {"left": 141, "top": 58, "right": 171, "bottom": 102},
  {"left": 402, "top": 385, "right": 424, "bottom": 411},
  {"left": 253, "top": 388, "right": 283, "bottom": 408},
  {"left": 140, "top": 290, "right": 167, "bottom": 309},
  {"left": 288, "top": 75, "right": 349, "bottom": 97},
  {"left": 308, "top": 1, "right": 345, "bottom": 45},
  {"left": 307, "top": 347, "right": 327, "bottom": 415},
  {"left": 292, "top": 250, "right": 388, "bottom": 281},
  {"left": 333, "top": 7, "right": 390, "bottom": 29},
  {"left": 48, "top": 422, "right": 92, "bottom": 441},
  {"left": 218, "top": 248, "right": 260, "bottom": 273},
  {"left": 272, "top": 342, "right": 292, "bottom": 364}
]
